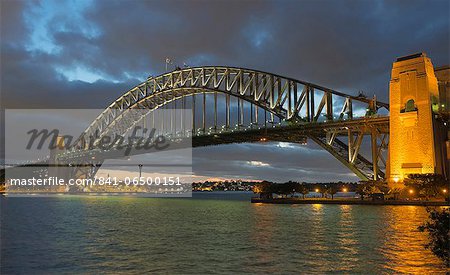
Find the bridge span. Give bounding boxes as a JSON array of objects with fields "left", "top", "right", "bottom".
[
  {"left": 54, "top": 66, "right": 391, "bottom": 181},
  {"left": 5, "top": 53, "right": 449, "bottom": 188}
]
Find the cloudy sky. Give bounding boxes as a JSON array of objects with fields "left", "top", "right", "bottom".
[{"left": 1, "top": 0, "right": 449, "bottom": 182}]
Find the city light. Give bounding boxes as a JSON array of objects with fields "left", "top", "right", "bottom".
[
  {"left": 409, "top": 189, "right": 414, "bottom": 194},
  {"left": 342, "top": 188, "right": 347, "bottom": 192},
  {"left": 443, "top": 189, "right": 447, "bottom": 193},
  {"left": 315, "top": 189, "right": 319, "bottom": 193}
]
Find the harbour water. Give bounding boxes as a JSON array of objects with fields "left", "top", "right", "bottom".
[{"left": 0, "top": 192, "right": 447, "bottom": 274}]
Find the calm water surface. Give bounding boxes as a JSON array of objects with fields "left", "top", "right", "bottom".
[{"left": 1, "top": 192, "right": 447, "bottom": 274}]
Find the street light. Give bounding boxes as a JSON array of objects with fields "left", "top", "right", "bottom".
[
  {"left": 409, "top": 189, "right": 414, "bottom": 194},
  {"left": 443, "top": 189, "right": 447, "bottom": 194},
  {"left": 343, "top": 188, "right": 348, "bottom": 192},
  {"left": 138, "top": 164, "right": 143, "bottom": 178},
  {"left": 315, "top": 188, "right": 319, "bottom": 193}
]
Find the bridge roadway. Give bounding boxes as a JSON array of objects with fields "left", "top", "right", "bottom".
[
  {"left": 192, "top": 116, "right": 389, "bottom": 147},
  {"left": 1, "top": 116, "right": 389, "bottom": 184},
  {"left": 48, "top": 116, "right": 388, "bottom": 181},
  {"left": 55, "top": 116, "right": 388, "bottom": 159}
]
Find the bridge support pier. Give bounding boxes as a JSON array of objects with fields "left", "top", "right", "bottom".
[{"left": 387, "top": 53, "right": 448, "bottom": 189}]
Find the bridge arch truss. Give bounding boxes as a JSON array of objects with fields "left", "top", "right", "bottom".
[{"left": 70, "top": 67, "right": 389, "bottom": 181}]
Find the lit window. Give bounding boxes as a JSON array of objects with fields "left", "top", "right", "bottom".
[{"left": 401, "top": 99, "right": 417, "bottom": 113}]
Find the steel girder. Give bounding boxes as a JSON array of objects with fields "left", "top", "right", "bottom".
[
  {"left": 308, "top": 118, "right": 389, "bottom": 181},
  {"left": 73, "top": 67, "right": 389, "bottom": 149}
]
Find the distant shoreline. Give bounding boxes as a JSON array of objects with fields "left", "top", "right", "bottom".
[{"left": 251, "top": 197, "right": 450, "bottom": 206}]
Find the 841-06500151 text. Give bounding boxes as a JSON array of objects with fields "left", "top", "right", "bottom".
[{"left": 7, "top": 176, "right": 182, "bottom": 187}]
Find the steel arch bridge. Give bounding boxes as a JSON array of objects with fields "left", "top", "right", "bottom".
[{"left": 57, "top": 67, "right": 390, "bottom": 181}]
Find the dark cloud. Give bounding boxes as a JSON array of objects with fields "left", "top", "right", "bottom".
[
  {"left": 192, "top": 142, "right": 358, "bottom": 182},
  {"left": 1, "top": 0, "right": 448, "bottom": 181},
  {"left": 0, "top": 0, "right": 27, "bottom": 42}
]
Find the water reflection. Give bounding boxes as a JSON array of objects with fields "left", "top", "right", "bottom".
[
  {"left": 1, "top": 195, "right": 447, "bottom": 274},
  {"left": 249, "top": 203, "right": 278, "bottom": 273},
  {"left": 336, "top": 205, "right": 358, "bottom": 272},
  {"left": 381, "top": 206, "right": 448, "bottom": 274}
]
